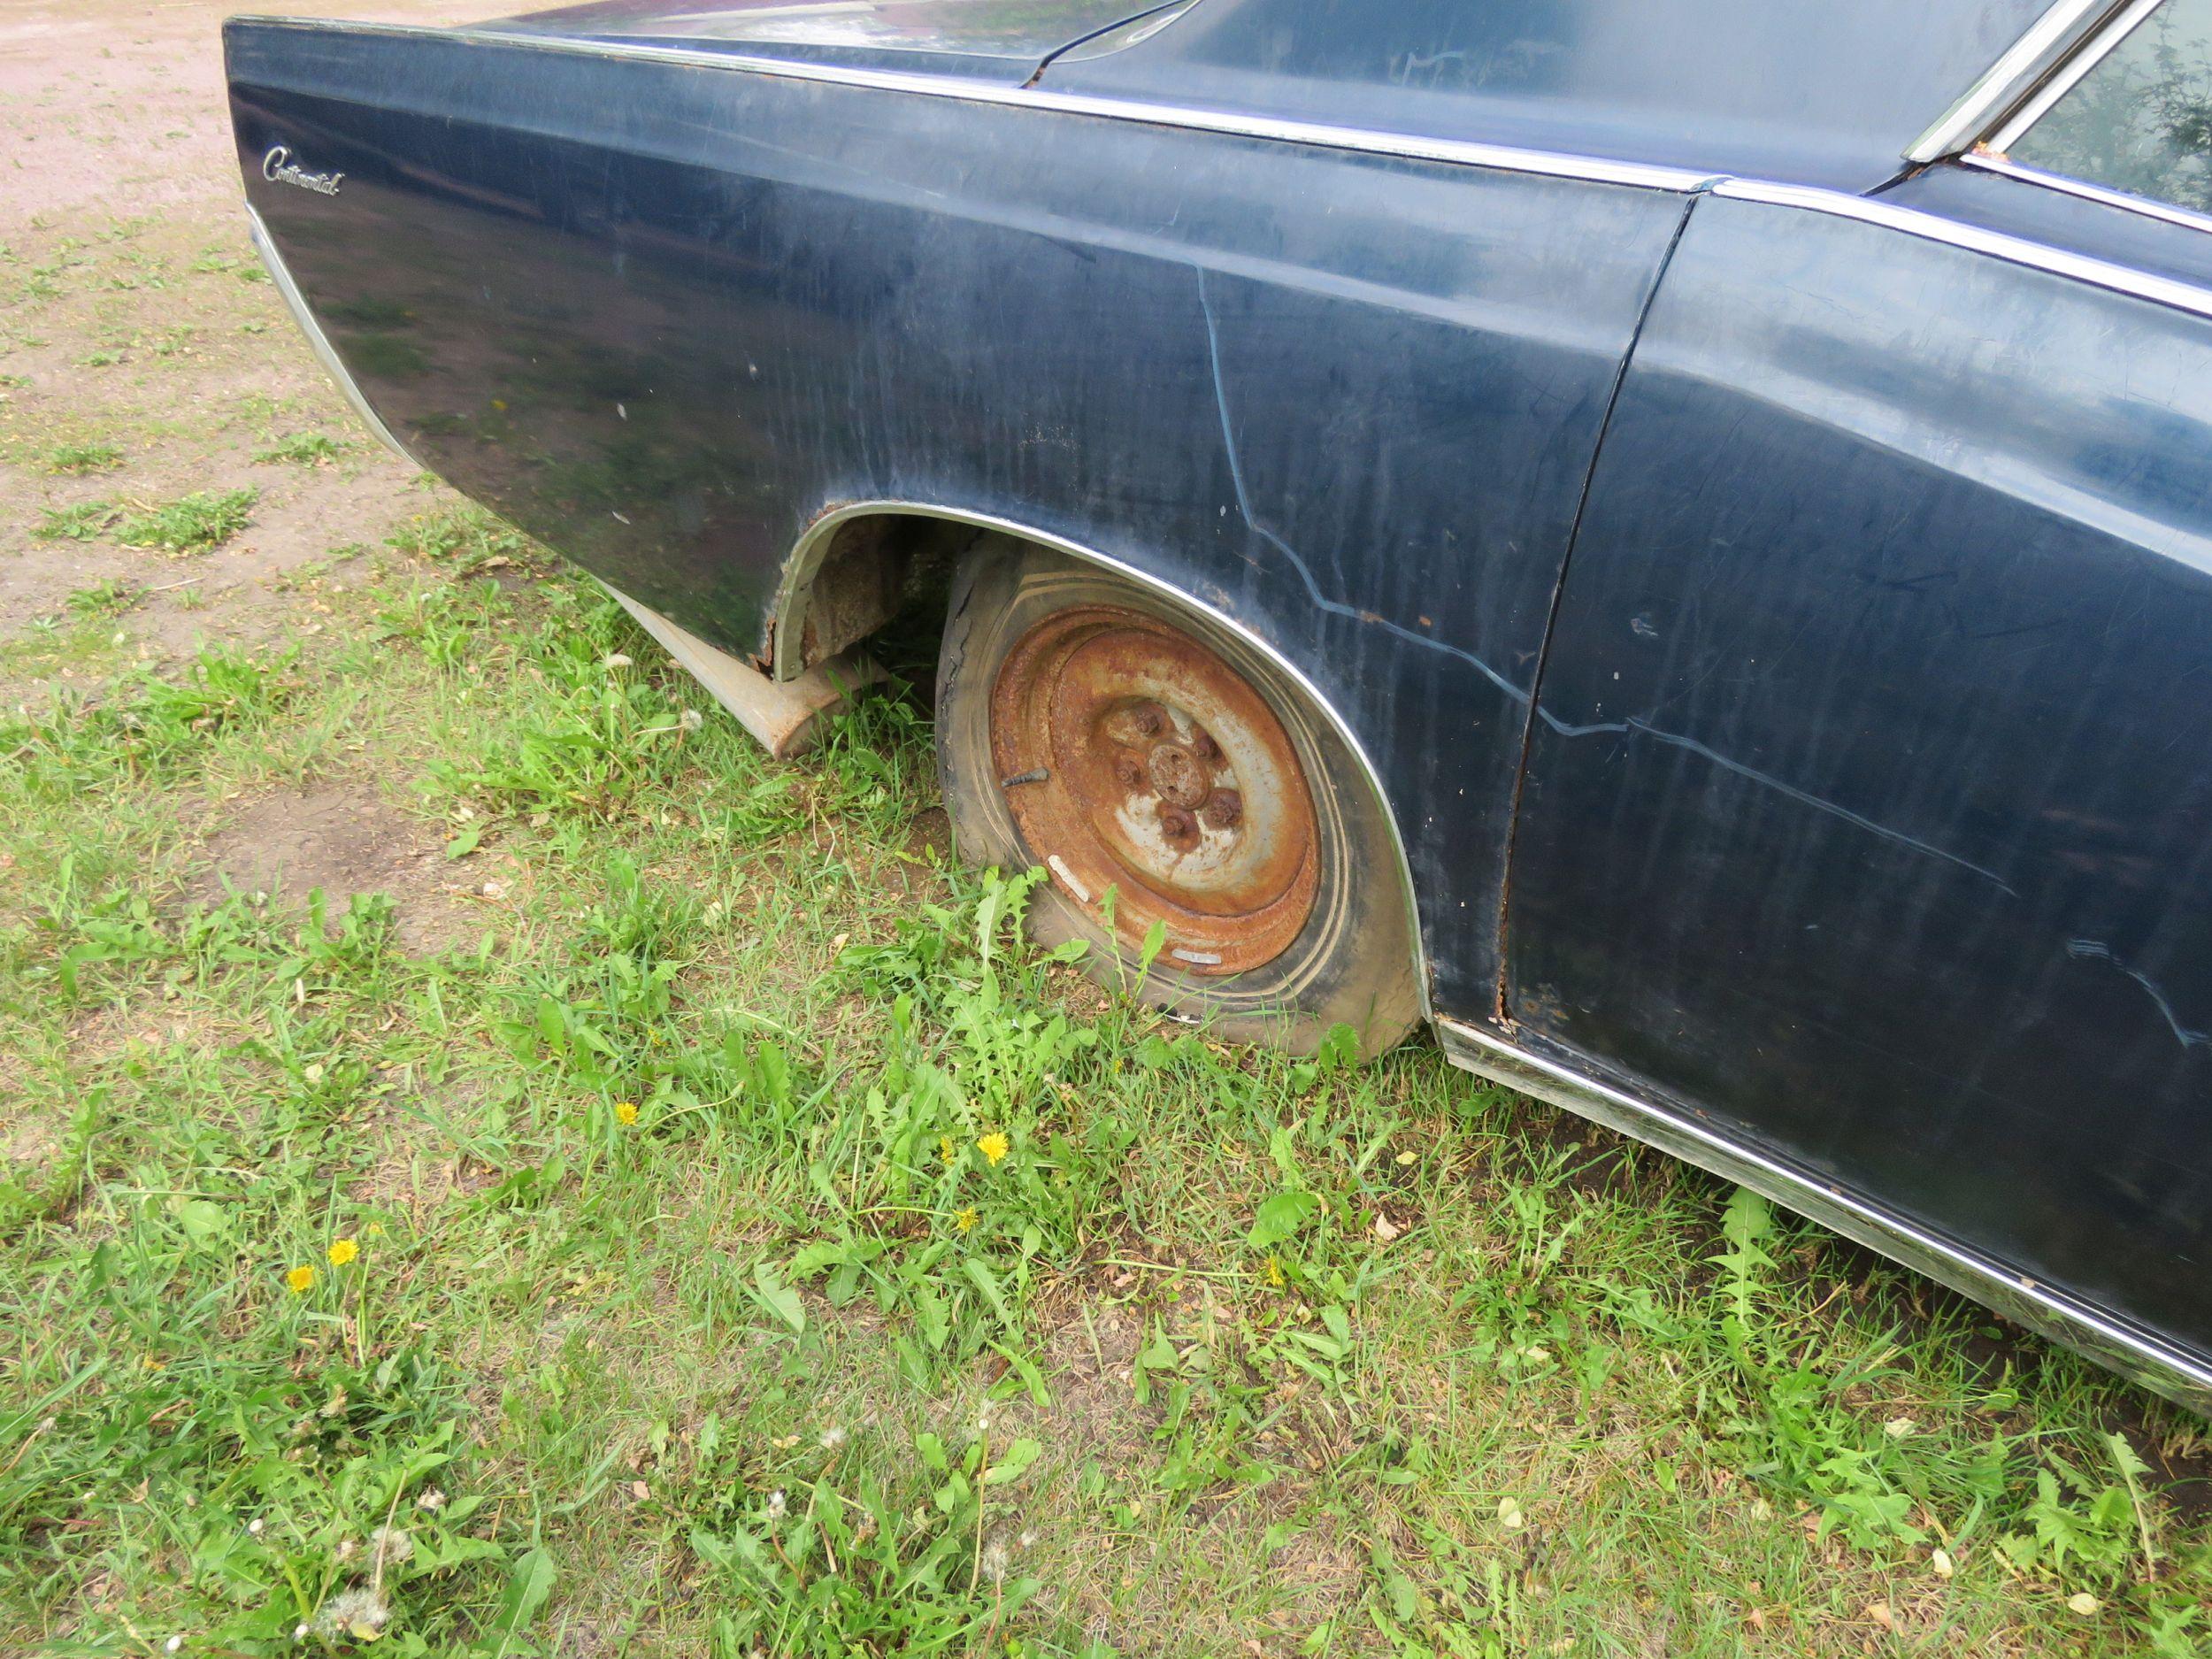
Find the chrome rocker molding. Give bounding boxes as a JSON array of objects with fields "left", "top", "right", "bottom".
[
  {"left": 775, "top": 498, "right": 1433, "bottom": 1019},
  {"left": 246, "top": 204, "right": 419, "bottom": 466},
  {"left": 1438, "top": 1017, "right": 2212, "bottom": 1418},
  {"left": 1715, "top": 178, "right": 2212, "bottom": 322}
]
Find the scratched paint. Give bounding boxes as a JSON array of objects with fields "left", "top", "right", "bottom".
[{"left": 1509, "top": 191, "right": 2212, "bottom": 1356}]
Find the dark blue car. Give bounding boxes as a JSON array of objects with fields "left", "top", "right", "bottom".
[{"left": 226, "top": 0, "right": 2212, "bottom": 1414}]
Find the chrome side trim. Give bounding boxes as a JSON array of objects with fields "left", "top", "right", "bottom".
[
  {"left": 1714, "top": 177, "right": 2212, "bottom": 320},
  {"left": 1437, "top": 1017, "right": 2212, "bottom": 1417},
  {"left": 1986, "top": 0, "right": 2163, "bottom": 154},
  {"left": 246, "top": 204, "right": 418, "bottom": 466},
  {"left": 1962, "top": 150, "right": 2212, "bottom": 238},
  {"left": 774, "top": 499, "right": 1432, "bottom": 1018},
  {"left": 1905, "top": 0, "right": 2119, "bottom": 162},
  {"left": 231, "top": 17, "right": 1718, "bottom": 195}
]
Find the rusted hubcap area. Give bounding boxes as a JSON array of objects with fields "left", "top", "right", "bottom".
[{"left": 990, "top": 604, "right": 1318, "bottom": 974}]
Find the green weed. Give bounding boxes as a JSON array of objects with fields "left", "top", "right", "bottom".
[
  {"left": 256, "top": 432, "right": 342, "bottom": 466},
  {"left": 116, "top": 487, "right": 257, "bottom": 552},
  {"left": 45, "top": 442, "right": 122, "bottom": 475}
]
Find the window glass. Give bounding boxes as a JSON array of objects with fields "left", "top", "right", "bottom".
[{"left": 2011, "top": 0, "right": 2212, "bottom": 214}]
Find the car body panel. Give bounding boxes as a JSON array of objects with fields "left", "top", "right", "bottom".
[
  {"left": 227, "top": 15, "right": 1693, "bottom": 1008},
  {"left": 1504, "top": 181, "right": 2212, "bottom": 1370}
]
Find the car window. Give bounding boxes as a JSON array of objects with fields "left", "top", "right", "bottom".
[{"left": 2009, "top": 0, "right": 2212, "bottom": 215}]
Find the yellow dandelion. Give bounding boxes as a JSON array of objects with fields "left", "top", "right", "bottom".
[
  {"left": 326, "top": 1239, "right": 359, "bottom": 1268},
  {"left": 615, "top": 1101, "right": 639, "bottom": 1125},
  {"left": 953, "top": 1207, "right": 979, "bottom": 1233},
  {"left": 365, "top": 1221, "right": 387, "bottom": 1238},
  {"left": 1263, "top": 1255, "right": 1286, "bottom": 1287},
  {"left": 939, "top": 1134, "right": 957, "bottom": 1165},
  {"left": 286, "top": 1264, "right": 317, "bottom": 1294},
  {"left": 977, "top": 1132, "right": 1010, "bottom": 1166}
]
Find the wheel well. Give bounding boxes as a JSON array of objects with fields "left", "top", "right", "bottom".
[
  {"left": 772, "top": 501, "right": 1434, "bottom": 1021},
  {"left": 770, "top": 510, "right": 979, "bottom": 680}
]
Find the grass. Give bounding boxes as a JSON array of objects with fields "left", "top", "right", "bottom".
[
  {"left": 46, "top": 442, "right": 122, "bottom": 475},
  {"left": 255, "top": 432, "right": 343, "bottom": 466},
  {"left": 2, "top": 545, "right": 2210, "bottom": 1659},
  {"left": 30, "top": 488, "right": 257, "bottom": 554}
]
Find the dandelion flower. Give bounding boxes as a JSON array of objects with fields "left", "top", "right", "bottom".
[
  {"left": 765, "top": 1489, "right": 787, "bottom": 1521},
  {"left": 247, "top": 1518, "right": 265, "bottom": 1536},
  {"left": 603, "top": 652, "right": 633, "bottom": 670},
  {"left": 680, "top": 708, "right": 703, "bottom": 732},
  {"left": 315, "top": 1587, "right": 391, "bottom": 1642},
  {"left": 939, "top": 1134, "right": 957, "bottom": 1165},
  {"left": 1263, "top": 1256, "right": 1286, "bottom": 1288},
  {"left": 370, "top": 1525, "right": 414, "bottom": 1567},
  {"left": 953, "top": 1207, "right": 979, "bottom": 1233},
  {"left": 818, "top": 1426, "right": 848, "bottom": 1452},
  {"left": 615, "top": 1101, "right": 639, "bottom": 1125},
  {"left": 980, "top": 1539, "right": 1009, "bottom": 1586},
  {"left": 326, "top": 1239, "right": 358, "bottom": 1267},
  {"left": 365, "top": 1221, "right": 386, "bottom": 1238},
  {"left": 285, "top": 1264, "right": 317, "bottom": 1294},
  {"left": 977, "top": 1132, "right": 1010, "bottom": 1166},
  {"left": 415, "top": 1488, "right": 446, "bottom": 1512}
]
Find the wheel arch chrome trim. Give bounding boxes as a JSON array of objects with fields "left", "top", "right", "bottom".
[
  {"left": 230, "top": 16, "right": 1719, "bottom": 195},
  {"left": 245, "top": 203, "right": 419, "bottom": 466},
  {"left": 1438, "top": 1017, "right": 2212, "bottom": 1417},
  {"left": 1713, "top": 177, "right": 2212, "bottom": 320},
  {"left": 1905, "top": 0, "right": 2123, "bottom": 163},
  {"left": 775, "top": 498, "right": 1433, "bottom": 1018}
]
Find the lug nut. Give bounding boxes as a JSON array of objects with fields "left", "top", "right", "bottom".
[
  {"left": 1114, "top": 756, "right": 1147, "bottom": 788},
  {"left": 1192, "top": 731, "right": 1221, "bottom": 764},
  {"left": 1133, "top": 703, "right": 1164, "bottom": 737},
  {"left": 1157, "top": 804, "right": 1197, "bottom": 844},
  {"left": 1202, "top": 789, "right": 1243, "bottom": 829}
]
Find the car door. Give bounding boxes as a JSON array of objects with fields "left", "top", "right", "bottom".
[{"left": 1501, "top": 0, "right": 2212, "bottom": 1364}]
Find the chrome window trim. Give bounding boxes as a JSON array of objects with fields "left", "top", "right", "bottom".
[
  {"left": 1438, "top": 1017, "right": 2212, "bottom": 1417},
  {"left": 1905, "top": 0, "right": 2123, "bottom": 163},
  {"left": 1986, "top": 0, "right": 2166, "bottom": 153},
  {"left": 1713, "top": 176, "right": 2212, "bottom": 319},
  {"left": 246, "top": 203, "right": 419, "bottom": 466},
  {"left": 1962, "top": 149, "right": 2212, "bottom": 236},
  {"left": 233, "top": 16, "right": 1720, "bottom": 195},
  {"left": 773, "top": 499, "right": 1432, "bottom": 1019}
]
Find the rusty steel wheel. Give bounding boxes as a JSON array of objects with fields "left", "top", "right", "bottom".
[
  {"left": 988, "top": 603, "right": 1318, "bottom": 975},
  {"left": 938, "top": 537, "right": 1420, "bottom": 1057}
]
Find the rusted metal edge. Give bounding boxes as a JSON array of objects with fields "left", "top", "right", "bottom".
[{"left": 605, "top": 584, "right": 879, "bottom": 758}]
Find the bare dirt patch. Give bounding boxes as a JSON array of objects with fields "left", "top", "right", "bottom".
[{"left": 191, "top": 780, "right": 484, "bottom": 952}]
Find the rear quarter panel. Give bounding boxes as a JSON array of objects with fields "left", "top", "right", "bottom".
[{"left": 227, "top": 19, "right": 1691, "bottom": 1006}]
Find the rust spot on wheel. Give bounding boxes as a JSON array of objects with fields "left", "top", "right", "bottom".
[{"left": 988, "top": 603, "right": 1318, "bottom": 974}]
